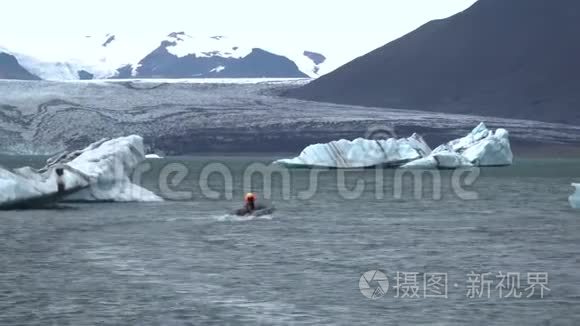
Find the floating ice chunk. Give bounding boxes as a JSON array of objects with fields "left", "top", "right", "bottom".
[
  {"left": 57, "top": 135, "right": 163, "bottom": 202},
  {"left": 403, "top": 123, "right": 513, "bottom": 169},
  {"left": 570, "top": 183, "right": 580, "bottom": 209},
  {"left": 276, "top": 122, "right": 511, "bottom": 170},
  {"left": 438, "top": 122, "right": 491, "bottom": 153},
  {"left": 1, "top": 164, "right": 90, "bottom": 209},
  {"left": 439, "top": 124, "right": 512, "bottom": 167},
  {"left": 401, "top": 151, "right": 474, "bottom": 169},
  {"left": 463, "top": 128, "right": 513, "bottom": 166},
  {"left": 275, "top": 133, "right": 431, "bottom": 168},
  {"left": 0, "top": 168, "right": 57, "bottom": 206},
  {"left": 145, "top": 154, "right": 163, "bottom": 159},
  {"left": 0, "top": 135, "right": 161, "bottom": 209}
]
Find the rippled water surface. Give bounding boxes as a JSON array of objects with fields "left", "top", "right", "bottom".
[{"left": 1, "top": 156, "right": 579, "bottom": 325}]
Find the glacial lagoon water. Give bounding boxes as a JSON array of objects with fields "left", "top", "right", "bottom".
[{"left": 0, "top": 155, "right": 579, "bottom": 325}]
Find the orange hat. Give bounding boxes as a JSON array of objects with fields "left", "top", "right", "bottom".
[{"left": 245, "top": 192, "right": 256, "bottom": 201}]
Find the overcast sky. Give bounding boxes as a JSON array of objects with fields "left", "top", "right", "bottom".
[{"left": 1, "top": 0, "right": 477, "bottom": 66}]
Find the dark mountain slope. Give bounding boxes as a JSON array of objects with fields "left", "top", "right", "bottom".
[
  {"left": 217, "top": 48, "right": 308, "bottom": 78},
  {"left": 287, "top": 0, "right": 580, "bottom": 124},
  {"left": 0, "top": 52, "right": 40, "bottom": 80},
  {"left": 132, "top": 41, "right": 307, "bottom": 78}
]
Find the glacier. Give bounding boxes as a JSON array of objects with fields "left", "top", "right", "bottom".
[
  {"left": 0, "top": 135, "right": 162, "bottom": 209},
  {"left": 570, "top": 183, "right": 580, "bottom": 209},
  {"left": 275, "top": 133, "right": 431, "bottom": 168},
  {"left": 276, "top": 123, "right": 513, "bottom": 169}
]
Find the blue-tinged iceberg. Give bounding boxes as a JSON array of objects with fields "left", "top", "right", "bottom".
[
  {"left": 0, "top": 135, "right": 162, "bottom": 209},
  {"left": 570, "top": 183, "right": 580, "bottom": 209},
  {"left": 0, "top": 167, "right": 88, "bottom": 209},
  {"left": 400, "top": 151, "right": 474, "bottom": 169},
  {"left": 275, "top": 133, "right": 431, "bottom": 168},
  {"left": 275, "top": 123, "right": 513, "bottom": 169},
  {"left": 401, "top": 123, "right": 513, "bottom": 169}
]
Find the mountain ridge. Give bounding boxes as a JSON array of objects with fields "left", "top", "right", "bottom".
[
  {"left": 286, "top": 0, "right": 580, "bottom": 124},
  {"left": 0, "top": 33, "right": 326, "bottom": 80}
]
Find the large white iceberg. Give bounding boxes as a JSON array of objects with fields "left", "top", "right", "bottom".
[
  {"left": 0, "top": 166, "right": 88, "bottom": 209},
  {"left": 570, "top": 183, "right": 580, "bottom": 209},
  {"left": 275, "top": 122, "right": 513, "bottom": 170},
  {"left": 401, "top": 123, "right": 513, "bottom": 169},
  {"left": 275, "top": 133, "right": 431, "bottom": 168},
  {"left": 0, "top": 135, "right": 162, "bottom": 209}
]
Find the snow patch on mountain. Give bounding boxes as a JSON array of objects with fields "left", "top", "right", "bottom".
[
  {"left": 165, "top": 32, "right": 253, "bottom": 59},
  {"left": 210, "top": 65, "right": 226, "bottom": 73},
  {"left": 0, "top": 32, "right": 328, "bottom": 79}
]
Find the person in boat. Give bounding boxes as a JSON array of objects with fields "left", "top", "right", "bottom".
[
  {"left": 244, "top": 192, "right": 256, "bottom": 212},
  {"left": 55, "top": 166, "right": 65, "bottom": 193}
]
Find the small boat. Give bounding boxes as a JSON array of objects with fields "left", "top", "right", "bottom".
[{"left": 233, "top": 206, "right": 276, "bottom": 217}]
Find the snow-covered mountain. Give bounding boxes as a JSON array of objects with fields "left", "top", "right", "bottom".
[{"left": 0, "top": 32, "right": 328, "bottom": 80}]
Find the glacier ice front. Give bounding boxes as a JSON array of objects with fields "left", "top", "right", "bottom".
[
  {"left": 275, "top": 133, "right": 432, "bottom": 168},
  {"left": 570, "top": 183, "right": 580, "bottom": 209},
  {"left": 401, "top": 123, "right": 513, "bottom": 169},
  {"left": 0, "top": 135, "right": 162, "bottom": 209}
]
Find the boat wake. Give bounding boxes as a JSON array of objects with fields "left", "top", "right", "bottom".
[{"left": 212, "top": 213, "right": 274, "bottom": 222}]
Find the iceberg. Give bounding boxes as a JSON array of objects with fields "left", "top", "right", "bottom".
[
  {"left": 400, "top": 151, "right": 474, "bottom": 169},
  {"left": 402, "top": 123, "right": 513, "bottom": 169},
  {"left": 275, "top": 133, "right": 431, "bottom": 168},
  {"left": 47, "top": 135, "right": 162, "bottom": 202},
  {"left": 0, "top": 166, "right": 89, "bottom": 209},
  {"left": 0, "top": 135, "right": 162, "bottom": 209},
  {"left": 276, "top": 122, "right": 513, "bottom": 170},
  {"left": 570, "top": 183, "right": 580, "bottom": 209}
]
